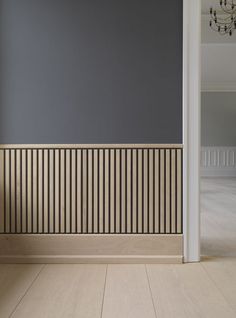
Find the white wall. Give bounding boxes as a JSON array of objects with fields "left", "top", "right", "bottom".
[
  {"left": 202, "top": 92, "right": 236, "bottom": 146},
  {"left": 201, "top": 15, "right": 236, "bottom": 44},
  {"left": 201, "top": 10, "right": 236, "bottom": 176},
  {"left": 201, "top": 92, "right": 236, "bottom": 176},
  {"left": 201, "top": 15, "right": 236, "bottom": 92}
]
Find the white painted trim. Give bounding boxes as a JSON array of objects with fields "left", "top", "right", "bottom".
[{"left": 183, "top": 0, "right": 201, "bottom": 262}]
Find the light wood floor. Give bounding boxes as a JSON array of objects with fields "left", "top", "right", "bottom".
[
  {"left": 0, "top": 178, "right": 235, "bottom": 318},
  {"left": 201, "top": 177, "right": 236, "bottom": 257}
]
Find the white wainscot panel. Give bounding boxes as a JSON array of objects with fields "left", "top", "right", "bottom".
[{"left": 201, "top": 147, "right": 236, "bottom": 177}]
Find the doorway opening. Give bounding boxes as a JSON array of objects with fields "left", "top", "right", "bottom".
[{"left": 201, "top": 0, "right": 236, "bottom": 258}]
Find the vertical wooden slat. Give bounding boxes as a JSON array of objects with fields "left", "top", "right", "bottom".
[
  {"left": 48, "top": 149, "right": 54, "bottom": 233},
  {"left": 138, "top": 149, "right": 142, "bottom": 233},
  {"left": 160, "top": 149, "right": 165, "bottom": 233},
  {"left": 115, "top": 149, "right": 120, "bottom": 233},
  {"left": 88, "top": 149, "right": 93, "bottom": 233},
  {"left": 143, "top": 149, "right": 148, "bottom": 233},
  {"left": 26, "top": 150, "right": 32, "bottom": 233},
  {"left": 91, "top": 149, "right": 94, "bottom": 233},
  {"left": 165, "top": 149, "right": 171, "bottom": 234},
  {"left": 37, "top": 150, "right": 43, "bottom": 233},
  {"left": 132, "top": 149, "right": 137, "bottom": 233},
  {"left": 86, "top": 149, "right": 89, "bottom": 233},
  {"left": 59, "top": 149, "right": 64, "bottom": 233},
  {"left": 4, "top": 150, "right": 10, "bottom": 233},
  {"left": 54, "top": 150, "right": 59, "bottom": 233},
  {"left": 41, "top": 149, "right": 44, "bottom": 233},
  {"left": 171, "top": 149, "right": 176, "bottom": 233},
  {"left": 177, "top": 149, "right": 182, "bottom": 233},
  {"left": 127, "top": 149, "right": 131, "bottom": 233},
  {"left": 77, "top": 150, "right": 82, "bottom": 233},
  {"left": 99, "top": 149, "right": 103, "bottom": 233},
  {"left": 0, "top": 150, "right": 4, "bottom": 233},
  {"left": 66, "top": 149, "right": 71, "bottom": 233},
  {"left": 149, "top": 150, "right": 154, "bottom": 234},
  {"left": 32, "top": 150, "right": 37, "bottom": 233},
  {"left": 71, "top": 149, "right": 76, "bottom": 233},
  {"left": 52, "top": 150, "right": 56, "bottom": 233},
  {"left": 135, "top": 150, "right": 139, "bottom": 234},
  {"left": 104, "top": 149, "right": 109, "bottom": 233},
  {"left": 81, "top": 149, "right": 87, "bottom": 233},
  {"left": 121, "top": 149, "right": 126, "bottom": 233},
  {"left": 68, "top": 150, "right": 72, "bottom": 233},
  {"left": 10, "top": 150, "right": 15, "bottom": 233},
  {"left": 17, "top": 150, "right": 23, "bottom": 233},
  {"left": 46, "top": 149, "right": 49, "bottom": 233},
  {"left": 23, "top": 150, "right": 27, "bottom": 233},
  {"left": 42, "top": 150, "right": 48, "bottom": 233},
  {"left": 36, "top": 150, "right": 39, "bottom": 233},
  {"left": 154, "top": 149, "right": 159, "bottom": 233},
  {"left": 93, "top": 150, "right": 98, "bottom": 233},
  {"left": 110, "top": 149, "right": 115, "bottom": 233},
  {"left": 63, "top": 149, "right": 67, "bottom": 233}
]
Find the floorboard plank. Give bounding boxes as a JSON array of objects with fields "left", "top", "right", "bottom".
[
  {"left": 201, "top": 257, "right": 236, "bottom": 314},
  {"left": 147, "top": 263, "right": 235, "bottom": 318},
  {"left": 0, "top": 264, "right": 43, "bottom": 318},
  {"left": 11, "top": 264, "right": 106, "bottom": 318},
  {"left": 201, "top": 178, "right": 236, "bottom": 257},
  {"left": 102, "top": 264, "right": 156, "bottom": 318}
]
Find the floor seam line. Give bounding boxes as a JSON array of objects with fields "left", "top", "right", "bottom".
[
  {"left": 200, "top": 262, "right": 236, "bottom": 314},
  {"left": 8, "top": 264, "right": 46, "bottom": 318},
  {"left": 100, "top": 264, "right": 108, "bottom": 318},
  {"left": 145, "top": 264, "right": 158, "bottom": 318}
]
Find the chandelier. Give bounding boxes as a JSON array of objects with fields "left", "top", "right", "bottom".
[{"left": 210, "top": 0, "right": 236, "bottom": 36}]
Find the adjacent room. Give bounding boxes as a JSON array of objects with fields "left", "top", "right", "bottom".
[{"left": 201, "top": 0, "right": 236, "bottom": 257}]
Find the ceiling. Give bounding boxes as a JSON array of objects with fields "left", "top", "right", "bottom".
[
  {"left": 202, "top": 0, "right": 223, "bottom": 14},
  {"left": 202, "top": 15, "right": 236, "bottom": 43},
  {"left": 201, "top": 0, "right": 236, "bottom": 91}
]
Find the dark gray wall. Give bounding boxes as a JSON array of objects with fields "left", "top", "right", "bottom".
[
  {"left": 201, "top": 92, "right": 236, "bottom": 146},
  {"left": 0, "top": 0, "right": 183, "bottom": 144}
]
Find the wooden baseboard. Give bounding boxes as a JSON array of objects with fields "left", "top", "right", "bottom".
[
  {"left": 0, "top": 234, "right": 183, "bottom": 264},
  {"left": 0, "top": 255, "right": 183, "bottom": 264}
]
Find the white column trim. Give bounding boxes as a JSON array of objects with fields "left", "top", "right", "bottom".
[{"left": 183, "top": 0, "right": 201, "bottom": 262}]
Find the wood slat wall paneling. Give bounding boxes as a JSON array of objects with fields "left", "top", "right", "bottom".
[{"left": 0, "top": 146, "right": 183, "bottom": 234}]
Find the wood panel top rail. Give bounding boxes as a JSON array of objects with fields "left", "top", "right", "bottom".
[{"left": 0, "top": 144, "right": 183, "bottom": 150}]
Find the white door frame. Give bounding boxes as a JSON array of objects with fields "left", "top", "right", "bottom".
[{"left": 183, "top": 0, "right": 201, "bottom": 262}]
